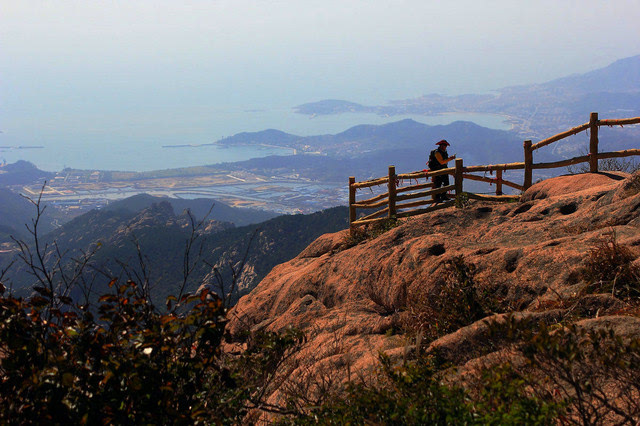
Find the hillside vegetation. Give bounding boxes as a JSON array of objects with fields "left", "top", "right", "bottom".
[
  {"left": 103, "top": 193, "right": 278, "bottom": 226},
  {"left": 0, "top": 188, "right": 57, "bottom": 243},
  {"left": 3, "top": 201, "right": 347, "bottom": 306}
]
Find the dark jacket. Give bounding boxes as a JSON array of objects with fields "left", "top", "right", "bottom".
[{"left": 428, "top": 149, "right": 449, "bottom": 171}]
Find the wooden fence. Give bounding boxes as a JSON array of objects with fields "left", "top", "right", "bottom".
[{"left": 349, "top": 112, "right": 640, "bottom": 232}]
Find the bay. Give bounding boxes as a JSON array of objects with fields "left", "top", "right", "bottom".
[{"left": 0, "top": 107, "right": 510, "bottom": 172}]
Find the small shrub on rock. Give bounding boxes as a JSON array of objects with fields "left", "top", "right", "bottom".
[
  {"left": 567, "top": 157, "right": 640, "bottom": 174},
  {"left": 343, "top": 218, "right": 399, "bottom": 248},
  {"left": 406, "top": 256, "right": 499, "bottom": 343},
  {"left": 583, "top": 232, "right": 640, "bottom": 299},
  {"left": 489, "top": 316, "right": 640, "bottom": 425},
  {"left": 284, "top": 351, "right": 563, "bottom": 425}
]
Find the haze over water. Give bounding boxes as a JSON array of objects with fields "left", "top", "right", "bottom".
[
  {"left": 0, "top": 108, "right": 511, "bottom": 172},
  {"left": 1, "top": 1, "right": 638, "bottom": 171}
]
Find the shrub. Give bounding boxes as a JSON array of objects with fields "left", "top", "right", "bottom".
[
  {"left": 343, "top": 218, "right": 399, "bottom": 248},
  {"left": 489, "top": 316, "right": 640, "bottom": 425},
  {"left": 583, "top": 232, "right": 640, "bottom": 299},
  {"left": 469, "top": 363, "right": 566, "bottom": 425},
  {"left": 454, "top": 191, "right": 471, "bottom": 209},
  {"left": 0, "top": 281, "right": 304, "bottom": 424},
  {"left": 284, "top": 352, "right": 563, "bottom": 425},
  {"left": 363, "top": 280, "right": 407, "bottom": 317},
  {"left": 282, "top": 354, "right": 472, "bottom": 425},
  {"left": 292, "top": 317, "right": 640, "bottom": 425},
  {"left": 406, "top": 256, "right": 499, "bottom": 343},
  {"left": 567, "top": 157, "right": 640, "bottom": 174}
]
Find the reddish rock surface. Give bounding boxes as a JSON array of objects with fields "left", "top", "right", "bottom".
[{"left": 228, "top": 171, "right": 640, "bottom": 401}]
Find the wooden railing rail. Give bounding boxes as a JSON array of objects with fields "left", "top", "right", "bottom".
[
  {"left": 396, "top": 168, "right": 453, "bottom": 179},
  {"left": 599, "top": 117, "right": 640, "bottom": 126},
  {"left": 354, "top": 192, "right": 389, "bottom": 206},
  {"left": 352, "top": 177, "right": 388, "bottom": 189},
  {"left": 463, "top": 162, "right": 526, "bottom": 172},
  {"left": 531, "top": 123, "right": 590, "bottom": 151},
  {"left": 461, "top": 173, "right": 525, "bottom": 192},
  {"left": 396, "top": 182, "right": 433, "bottom": 193},
  {"left": 349, "top": 113, "right": 640, "bottom": 233}
]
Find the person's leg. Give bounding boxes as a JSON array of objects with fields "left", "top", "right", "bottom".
[{"left": 442, "top": 175, "right": 450, "bottom": 200}]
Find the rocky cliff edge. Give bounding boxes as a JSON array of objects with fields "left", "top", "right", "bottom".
[{"left": 228, "top": 171, "right": 640, "bottom": 399}]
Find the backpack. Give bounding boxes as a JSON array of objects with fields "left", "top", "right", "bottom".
[{"left": 428, "top": 149, "right": 440, "bottom": 170}]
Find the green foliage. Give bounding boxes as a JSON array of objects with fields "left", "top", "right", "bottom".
[
  {"left": 0, "top": 281, "right": 304, "bottom": 424},
  {"left": 470, "top": 364, "right": 566, "bottom": 425},
  {"left": 489, "top": 316, "right": 640, "bottom": 425},
  {"left": 290, "top": 315, "right": 640, "bottom": 425},
  {"left": 283, "top": 355, "right": 471, "bottom": 425},
  {"left": 343, "top": 218, "right": 399, "bottom": 248},
  {"left": 454, "top": 191, "right": 471, "bottom": 209},
  {"left": 285, "top": 353, "right": 562, "bottom": 425}
]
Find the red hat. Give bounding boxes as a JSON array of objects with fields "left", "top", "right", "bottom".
[{"left": 436, "top": 139, "right": 450, "bottom": 147}]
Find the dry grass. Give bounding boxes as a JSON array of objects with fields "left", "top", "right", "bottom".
[{"left": 583, "top": 231, "right": 640, "bottom": 299}]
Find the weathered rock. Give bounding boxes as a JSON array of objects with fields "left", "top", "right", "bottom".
[
  {"left": 520, "top": 171, "right": 628, "bottom": 202},
  {"left": 426, "top": 310, "right": 566, "bottom": 365},
  {"left": 228, "top": 172, "right": 640, "bottom": 399}
]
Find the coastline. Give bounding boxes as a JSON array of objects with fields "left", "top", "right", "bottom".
[
  {"left": 2, "top": 110, "right": 517, "bottom": 173},
  {"left": 211, "top": 140, "right": 297, "bottom": 155},
  {"left": 0, "top": 146, "right": 45, "bottom": 150}
]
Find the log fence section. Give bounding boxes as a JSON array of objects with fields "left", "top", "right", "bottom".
[
  {"left": 387, "top": 166, "right": 397, "bottom": 219},
  {"left": 349, "top": 113, "right": 640, "bottom": 232},
  {"left": 348, "top": 176, "right": 356, "bottom": 226},
  {"left": 523, "top": 140, "right": 533, "bottom": 189},
  {"left": 589, "top": 112, "right": 599, "bottom": 173},
  {"left": 496, "top": 169, "right": 503, "bottom": 195}
]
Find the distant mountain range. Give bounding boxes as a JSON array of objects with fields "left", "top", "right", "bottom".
[
  {"left": 294, "top": 54, "right": 640, "bottom": 140},
  {"left": 216, "top": 56, "right": 640, "bottom": 182},
  {"left": 214, "top": 119, "right": 555, "bottom": 183},
  {"left": 533, "top": 55, "right": 640, "bottom": 94}
]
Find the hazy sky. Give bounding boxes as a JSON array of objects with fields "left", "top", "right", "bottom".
[
  {"left": 3, "top": 1, "right": 639, "bottom": 105},
  {"left": 1, "top": 0, "right": 639, "bottom": 167}
]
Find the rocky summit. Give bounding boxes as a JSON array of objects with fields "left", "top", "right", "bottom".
[{"left": 228, "top": 171, "right": 640, "bottom": 405}]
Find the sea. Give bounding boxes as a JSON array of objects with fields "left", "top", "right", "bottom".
[{"left": 0, "top": 107, "right": 510, "bottom": 173}]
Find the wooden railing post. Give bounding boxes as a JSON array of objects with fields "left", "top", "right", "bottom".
[
  {"left": 496, "top": 169, "right": 503, "bottom": 195},
  {"left": 388, "top": 165, "right": 396, "bottom": 219},
  {"left": 455, "top": 158, "right": 463, "bottom": 197},
  {"left": 348, "top": 176, "right": 356, "bottom": 233},
  {"left": 589, "top": 112, "right": 599, "bottom": 173},
  {"left": 523, "top": 140, "right": 532, "bottom": 189}
]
